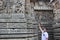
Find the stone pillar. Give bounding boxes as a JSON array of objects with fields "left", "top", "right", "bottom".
[
  {"left": 53, "top": 0, "right": 60, "bottom": 40},
  {"left": 53, "top": 9, "right": 60, "bottom": 40},
  {"left": 25, "top": 0, "right": 39, "bottom": 40}
]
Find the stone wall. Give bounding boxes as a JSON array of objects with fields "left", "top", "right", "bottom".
[{"left": 0, "top": 0, "right": 39, "bottom": 40}]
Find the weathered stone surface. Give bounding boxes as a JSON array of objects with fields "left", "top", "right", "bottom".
[
  {"left": 0, "top": 29, "right": 27, "bottom": 34},
  {"left": 7, "top": 23, "right": 27, "bottom": 28},
  {"left": 27, "top": 24, "right": 38, "bottom": 28},
  {"left": 54, "top": 13, "right": 60, "bottom": 19},
  {"left": 0, "top": 34, "right": 37, "bottom": 39},
  {"left": 0, "top": 37, "right": 38, "bottom": 40},
  {"left": 0, "top": 0, "right": 39, "bottom": 40},
  {"left": 53, "top": 9, "right": 60, "bottom": 40},
  {"left": 28, "top": 36, "right": 38, "bottom": 40},
  {"left": 0, "top": 29, "right": 8, "bottom": 34},
  {"left": 27, "top": 29, "right": 38, "bottom": 33},
  {"left": 0, "top": 29, "right": 38, "bottom": 34},
  {"left": 34, "top": 2, "right": 53, "bottom": 10},
  {"left": 0, "top": 14, "right": 25, "bottom": 19},
  {"left": 13, "top": 0, "right": 25, "bottom": 13},
  {"left": 0, "top": 19, "right": 26, "bottom": 22},
  {"left": 27, "top": 19, "right": 38, "bottom": 24},
  {"left": 0, "top": 39, "right": 27, "bottom": 40},
  {"left": 0, "top": 14, "right": 12, "bottom": 19},
  {"left": 0, "top": 0, "right": 25, "bottom": 13},
  {"left": 12, "top": 14, "right": 25, "bottom": 19},
  {"left": 53, "top": 23, "right": 60, "bottom": 28},
  {"left": 0, "top": 23, "right": 7, "bottom": 28}
]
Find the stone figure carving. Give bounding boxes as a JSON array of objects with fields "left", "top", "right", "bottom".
[{"left": 14, "top": 0, "right": 25, "bottom": 13}]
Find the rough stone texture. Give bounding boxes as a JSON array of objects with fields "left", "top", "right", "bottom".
[
  {"left": 0, "top": 14, "right": 25, "bottom": 19},
  {"left": 0, "top": 39, "right": 27, "bottom": 40},
  {"left": 0, "top": 0, "right": 38, "bottom": 40},
  {"left": 0, "top": 23, "right": 7, "bottom": 28},
  {"left": 0, "top": 19, "right": 26, "bottom": 22},
  {"left": 0, "top": 36, "right": 38, "bottom": 40},
  {"left": 7, "top": 23, "right": 27, "bottom": 28},
  {"left": 0, "top": 28, "right": 38, "bottom": 34},
  {"left": 1, "top": 0, "right": 60, "bottom": 40},
  {"left": 53, "top": 1, "right": 60, "bottom": 39},
  {"left": 0, "top": 0, "right": 25, "bottom": 13},
  {"left": 53, "top": 13, "right": 60, "bottom": 40}
]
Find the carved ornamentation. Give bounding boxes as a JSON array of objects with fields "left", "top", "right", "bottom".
[{"left": 0, "top": 0, "right": 25, "bottom": 13}]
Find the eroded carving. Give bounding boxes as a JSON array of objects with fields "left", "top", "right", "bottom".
[{"left": 0, "top": 0, "right": 25, "bottom": 13}]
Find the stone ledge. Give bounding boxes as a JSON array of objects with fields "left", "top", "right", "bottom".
[
  {"left": 0, "top": 34, "right": 38, "bottom": 39},
  {"left": 0, "top": 19, "right": 27, "bottom": 22},
  {"left": 0, "top": 14, "right": 25, "bottom": 19}
]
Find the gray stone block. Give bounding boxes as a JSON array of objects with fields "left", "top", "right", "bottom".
[
  {"left": 7, "top": 23, "right": 27, "bottom": 28},
  {"left": 0, "top": 28, "right": 38, "bottom": 34},
  {"left": 0, "top": 19, "right": 8, "bottom": 22},
  {"left": 0, "top": 29, "right": 27, "bottom": 34},
  {"left": 28, "top": 36, "right": 38, "bottom": 40},
  {"left": 0, "top": 29, "right": 9, "bottom": 34},
  {"left": 0, "top": 14, "right": 25, "bottom": 19},
  {"left": 27, "top": 24, "right": 38, "bottom": 28},
  {"left": 53, "top": 23, "right": 60, "bottom": 27},
  {"left": 12, "top": 14, "right": 25, "bottom": 19},
  {"left": 0, "top": 23, "right": 7, "bottom": 28},
  {"left": 27, "top": 29, "right": 37, "bottom": 33},
  {"left": 0, "top": 34, "right": 37, "bottom": 39},
  {"left": 8, "top": 19, "right": 27, "bottom": 22},
  {"left": 8, "top": 29, "right": 27, "bottom": 33},
  {"left": 0, "top": 35, "right": 28, "bottom": 38},
  {"left": 27, "top": 19, "right": 37, "bottom": 24},
  {"left": 0, "top": 39, "right": 27, "bottom": 40},
  {"left": 0, "top": 19, "right": 27, "bottom": 22},
  {"left": 27, "top": 24, "right": 33, "bottom": 28},
  {"left": 27, "top": 20, "right": 32, "bottom": 23},
  {"left": 0, "top": 14, "right": 12, "bottom": 19}
]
